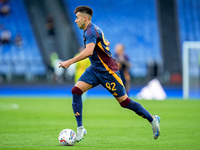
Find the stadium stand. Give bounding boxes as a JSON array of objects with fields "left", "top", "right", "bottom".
[
  {"left": 0, "top": 0, "right": 46, "bottom": 80},
  {"left": 177, "top": 0, "right": 200, "bottom": 77},
  {"left": 1, "top": 0, "right": 199, "bottom": 81},
  {"left": 63, "top": 0, "right": 161, "bottom": 77},
  {"left": 177, "top": 0, "right": 200, "bottom": 42}
]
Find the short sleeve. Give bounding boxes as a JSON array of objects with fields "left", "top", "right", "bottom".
[{"left": 85, "top": 31, "right": 97, "bottom": 45}]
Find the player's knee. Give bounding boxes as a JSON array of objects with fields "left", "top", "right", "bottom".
[
  {"left": 119, "top": 97, "right": 131, "bottom": 108},
  {"left": 71, "top": 86, "right": 83, "bottom": 96}
]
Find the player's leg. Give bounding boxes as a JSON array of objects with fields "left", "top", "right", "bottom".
[
  {"left": 71, "top": 66, "right": 100, "bottom": 142},
  {"left": 116, "top": 94, "right": 160, "bottom": 139},
  {"left": 72, "top": 81, "right": 92, "bottom": 142},
  {"left": 116, "top": 94, "right": 153, "bottom": 122},
  {"left": 100, "top": 70, "right": 160, "bottom": 139},
  {"left": 72, "top": 81, "right": 92, "bottom": 127},
  {"left": 99, "top": 70, "right": 153, "bottom": 122}
]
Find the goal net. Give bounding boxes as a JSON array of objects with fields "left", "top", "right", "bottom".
[{"left": 183, "top": 41, "right": 200, "bottom": 99}]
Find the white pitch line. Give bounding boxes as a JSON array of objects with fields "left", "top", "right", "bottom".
[{"left": 0, "top": 103, "right": 19, "bottom": 110}]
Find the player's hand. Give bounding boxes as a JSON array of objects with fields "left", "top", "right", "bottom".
[{"left": 59, "top": 60, "right": 71, "bottom": 69}]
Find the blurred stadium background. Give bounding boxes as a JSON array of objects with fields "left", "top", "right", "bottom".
[
  {"left": 1, "top": 1, "right": 200, "bottom": 150},
  {"left": 0, "top": 0, "right": 200, "bottom": 99}
]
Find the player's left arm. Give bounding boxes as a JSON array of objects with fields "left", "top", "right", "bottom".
[{"left": 59, "top": 43, "right": 95, "bottom": 69}]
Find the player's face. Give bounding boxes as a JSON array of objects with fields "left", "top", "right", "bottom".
[
  {"left": 75, "top": 12, "right": 86, "bottom": 30},
  {"left": 115, "top": 45, "right": 124, "bottom": 55}
]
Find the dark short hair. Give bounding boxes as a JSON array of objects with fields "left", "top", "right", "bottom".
[{"left": 74, "top": 6, "right": 93, "bottom": 17}]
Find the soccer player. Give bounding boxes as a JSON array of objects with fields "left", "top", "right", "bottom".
[
  {"left": 114, "top": 43, "right": 131, "bottom": 95},
  {"left": 59, "top": 6, "right": 161, "bottom": 142}
]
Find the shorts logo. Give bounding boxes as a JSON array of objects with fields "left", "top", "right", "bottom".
[
  {"left": 112, "top": 92, "right": 118, "bottom": 96},
  {"left": 75, "top": 112, "right": 80, "bottom": 116}
]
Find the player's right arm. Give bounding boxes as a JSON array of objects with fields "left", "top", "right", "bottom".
[{"left": 59, "top": 43, "right": 95, "bottom": 69}]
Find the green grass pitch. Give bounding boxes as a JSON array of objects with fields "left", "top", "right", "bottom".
[{"left": 0, "top": 97, "right": 200, "bottom": 150}]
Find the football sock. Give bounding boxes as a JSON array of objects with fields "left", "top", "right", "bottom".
[
  {"left": 71, "top": 86, "right": 83, "bottom": 127},
  {"left": 120, "top": 97, "right": 153, "bottom": 122}
]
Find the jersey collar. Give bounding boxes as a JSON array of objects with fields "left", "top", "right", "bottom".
[{"left": 84, "top": 22, "right": 92, "bottom": 32}]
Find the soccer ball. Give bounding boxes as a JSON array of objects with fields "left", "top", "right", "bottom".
[{"left": 58, "top": 129, "right": 76, "bottom": 146}]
